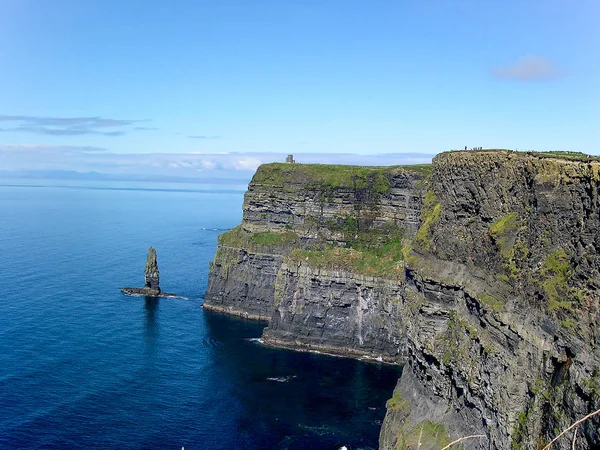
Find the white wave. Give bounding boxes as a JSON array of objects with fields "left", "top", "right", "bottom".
[{"left": 266, "top": 375, "right": 297, "bottom": 383}]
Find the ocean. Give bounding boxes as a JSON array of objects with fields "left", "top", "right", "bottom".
[{"left": 0, "top": 179, "right": 401, "bottom": 449}]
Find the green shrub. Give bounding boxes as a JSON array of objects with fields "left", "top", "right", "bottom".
[
  {"left": 415, "top": 190, "right": 441, "bottom": 251},
  {"left": 398, "top": 421, "right": 450, "bottom": 449},
  {"left": 541, "top": 249, "right": 574, "bottom": 312}
]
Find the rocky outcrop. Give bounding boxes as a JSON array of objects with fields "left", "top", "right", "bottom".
[
  {"left": 203, "top": 245, "right": 282, "bottom": 320},
  {"left": 203, "top": 163, "right": 427, "bottom": 321},
  {"left": 379, "top": 151, "right": 600, "bottom": 449},
  {"left": 122, "top": 246, "right": 176, "bottom": 297},
  {"left": 262, "top": 262, "right": 408, "bottom": 362},
  {"left": 204, "top": 152, "right": 600, "bottom": 449},
  {"left": 144, "top": 247, "right": 160, "bottom": 290}
]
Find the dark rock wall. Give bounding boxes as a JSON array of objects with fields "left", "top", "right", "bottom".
[
  {"left": 204, "top": 164, "right": 425, "bottom": 322},
  {"left": 380, "top": 152, "right": 600, "bottom": 450},
  {"left": 204, "top": 246, "right": 281, "bottom": 320},
  {"left": 262, "top": 262, "right": 407, "bottom": 362},
  {"left": 144, "top": 246, "right": 160, "bottom": 291},
  {"left": 203, "top": 153, "right": 600, "bottom": 450},
  {"left": 242, "top": 170, "right": 423, "bottom": 240}
]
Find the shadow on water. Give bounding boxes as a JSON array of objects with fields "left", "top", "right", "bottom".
[
  {"left": 201, "top": 309, "right": 402, "bottom": 450},
  {"left": 144, "top": 297, "right": 159, "bottom": 344}
]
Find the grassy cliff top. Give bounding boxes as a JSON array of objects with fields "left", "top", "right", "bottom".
[
  {"left": 440, "top": 149, "right": 600, "bottom": 163},
  {"left": 251, "top": 162, "right": 431, "bottom": 188}
]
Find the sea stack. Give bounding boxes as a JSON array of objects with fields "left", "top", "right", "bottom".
[
  {"left": 144, "top": 247, "right": 160, "bottom": 291},
  {"left": 121, "top": 247, "right": 176, "bottom": 297}
]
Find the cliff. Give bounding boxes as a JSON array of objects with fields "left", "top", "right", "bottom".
[
  {"left": 380, "top": 151, "right": 600, "bottom": 450},
  {"left": 204, "top": 162, "right": 427, "bottom": 323},
  {"left": 203, "top": 152, "right": 600, "bottom": 449}
]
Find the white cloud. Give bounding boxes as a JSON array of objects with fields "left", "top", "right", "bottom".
[
  {"left": 0, "top": 144, "right": 107, "bottom": 153},
  {"left": 233, "top": 157, "right": 262, "bottom": 171},
  {"left": 0, "top": 147, "right": 435, "bottom": 181},
  {"left": 201, "top": 160, "right": 217, "bottom": 170},
  {"left": 492, "top": 55, "right": 565, "bottom": 81}
]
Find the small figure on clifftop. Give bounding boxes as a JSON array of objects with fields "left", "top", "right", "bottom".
[
  {"left": 121, "top": 246, "right": 176, "bottom": 298},
  {"left": 285, "top": 154, "right": 295, "bottom": 163}
]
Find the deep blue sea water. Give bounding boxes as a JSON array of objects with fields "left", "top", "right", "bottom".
[{"left": 0, "top": 180, "right": 401, "bottom": 450}]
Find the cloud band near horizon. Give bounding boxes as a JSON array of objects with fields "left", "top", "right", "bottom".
[{"left": 0, "top": 114, "right": 153, "bottom": 136}]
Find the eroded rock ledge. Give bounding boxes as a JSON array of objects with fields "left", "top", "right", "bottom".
[{"left": 204, "top": 152, "right": 600, "bottom": 449}]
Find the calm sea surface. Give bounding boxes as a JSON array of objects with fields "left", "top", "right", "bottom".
[{"left": 0, "top": 180, "right": 401, "bottom": 449}]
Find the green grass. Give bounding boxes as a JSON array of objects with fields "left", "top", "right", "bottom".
[
  {"left": 285, "top": 220, "right": 407, "bottom": 278},
  {"left": 286, "top": 242, "right": 405, "bottom": 278},
  {"left": 583, "top": 376, "right": 600, "bottom": 398},
  {"left": 488, "top": 213, "right": 529, "bottom": 280},
  {"left": 386, "top": 389, "right": 409, "bottom": 413},
  {"left": 535, "top": 151, "right": 600, "bottom": 162},
  {"left": 541, "top": 249, "right": 574, "bottom": 312},
  {"left": 399, "top": 421, "right": 451, "bottom": 449},
  {"left": 327, "top": 218, "right": 405, "bottom": 251},
  {"left": 480, "top": 293, "right": 505, "bottom": 313},
  {"left": 489, "top": 213, "right": 519, "bottom": 239},
  {"left": 444, "top": 148, "right": 600, "bottom": 162},
  {"left": 252, "top": 162, "right": 431, "bottom": 190},
  {"left": 250, "top": 231, "right": 298, "bottom": 246},
  {"left": 414, "top": 190, "right": 441, "bottom": 251},
  {"left": 219, "top": 226, "right": 299, "bottom": 250},
  {"left": 398, "top": 164, "right": 433, "bottom": 177},
  {"left": 218, "top": 226, "right": 246, "bottom": 247}
]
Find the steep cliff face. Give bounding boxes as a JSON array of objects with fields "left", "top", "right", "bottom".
[
  {"left": 204, "top": 243, "right": 281, "bottom": 320},
  {"left": 242, "top": 163, "right": 425, "bottom": 239},
  {"left": 204, "top": 152, "right": 600, "bottom": 449},
  {"left": 262, "top": 262, "right": 408, "bottom": 362},
  {"left": 380, "top": 151, "right": 600, "bottom": 450},
  {"left": 204, "top": 162, "right": 427, "bottom": 324}
]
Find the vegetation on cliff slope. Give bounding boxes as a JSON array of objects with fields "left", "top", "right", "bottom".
[
  {"left": 414, "top": 190, "right": 441, "bottom": 251},
  {"left": 219, "top": 161, "right": 426, "bottom": 278},
  {"left": 283, "top": 220, "right": 406, "bottom": 277},
  {"left": 540, "top": 249, "right": 578, "bottom": 314},
  {"left": 286, "top": 241, "right": 405, "bottom": 278},
  {"left": 219, "top": 225, "right": 299, "bottom": 251}
]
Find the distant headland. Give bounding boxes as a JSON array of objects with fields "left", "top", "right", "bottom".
[{"left": 121, "top": 247, "right": 176, "bottom": 298}]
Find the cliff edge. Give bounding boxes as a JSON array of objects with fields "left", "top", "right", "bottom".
[{"left": 204, "top": 151, "right": 600, "bottom": 449}]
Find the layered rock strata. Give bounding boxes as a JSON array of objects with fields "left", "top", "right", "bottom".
[
  {"left": 379, "top": 151, "right": 600, "bottom": 450},
  {"left": 204, "top": 163, "right": 426, "bottom": 324},
  {"left": 262, "top": 263, "right": 408, "bottom": 362},
  {"left": 204, "top": 152, "right": 600, "bottom": 449}
]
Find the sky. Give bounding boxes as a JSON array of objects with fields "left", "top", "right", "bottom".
[{"left": 0, "top": 0, "right": 598, "bottom": 179}]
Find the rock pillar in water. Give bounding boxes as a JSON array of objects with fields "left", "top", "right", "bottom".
[{"left": 144, "top": 247, "right": 160, "bottom": 292}]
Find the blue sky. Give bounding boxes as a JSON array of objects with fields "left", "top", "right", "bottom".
[{"left": 0, "top": 0, "right": 598, "bottom": 177}]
